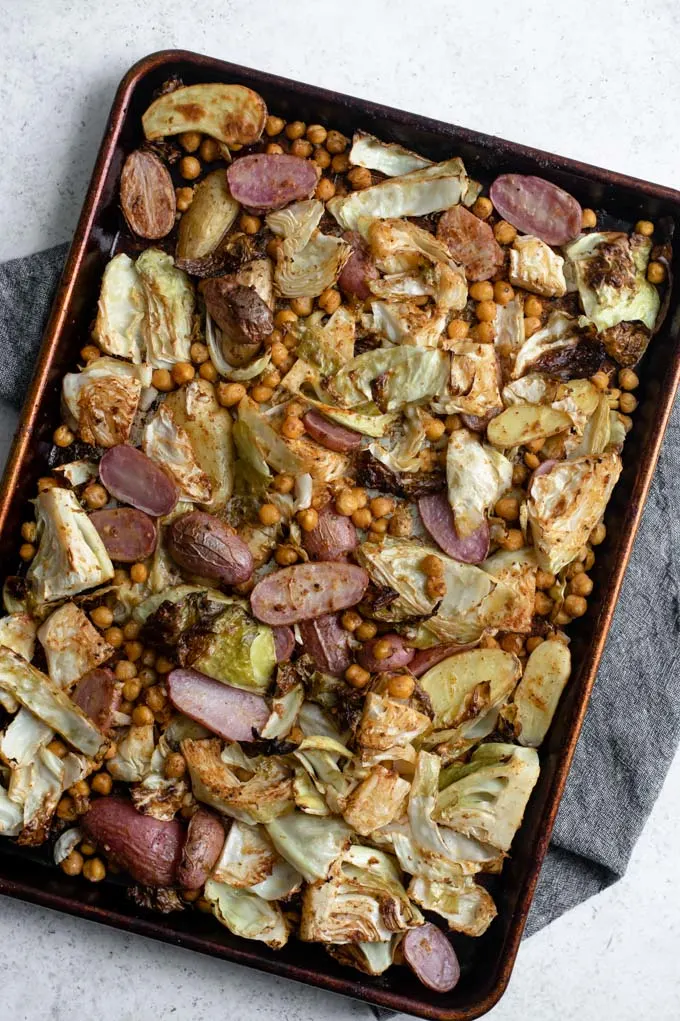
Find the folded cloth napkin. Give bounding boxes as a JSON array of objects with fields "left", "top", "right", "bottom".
[{"left": 2, "top": 247, "right": 680, "bottom": 1002}]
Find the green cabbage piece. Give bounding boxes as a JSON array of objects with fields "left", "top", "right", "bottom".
[
  {"left": 136, "top": 248, "right": 194, "bottom": 368},
  {"left": 447, "top": 429, "right": 513, "bottom": 538},
  {"left": 330, "top": 347, "right": 450, "bottom": 411},
  {"left": 408, "top": 874, "right": 497, "bottom": 937},
  {"left": 265, "top": 812, "right": 352, "bottom": 883},
  {"left": 349, "top": 131, "right": 432, "bottom": 177},
  {"left": 204, "top": 880, "right": 289, "bottom": 948},
  {"left": 565, "top": 231, "right": 660, "bottom": 332},
  {"left": 163, "top": 379, "right": 234, "bottom": 512},
  {"left": 434, "top": 743, "right": 540, "bottom": 852},
  {"left": 180, "top": 603, "right": 276, "bottom": 693},
  {"left": 92, "top": 252, "right": 145, "bottom": 362}
]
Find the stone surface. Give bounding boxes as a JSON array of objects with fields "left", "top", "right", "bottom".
[{"left": 1, "top": 2, "right": 680, "bottom": 1019}]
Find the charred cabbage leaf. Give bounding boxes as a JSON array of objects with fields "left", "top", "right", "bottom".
[
  {"left": 143, "top": 403, "right": 212, "bottom": 503},
  {"left": 163, "top": 379, "right": 234, "bottom": 512},
  {"left": 342, "top": 765, "right": 410, "bottom": 836},
  {"left": 446, "top": 429, "right": 513, "bottom": 538},
  {"left": 265, "top": 811, "right": 352, "bottom": 883},
  {"left": 565, "top": 231, "right": 660, "bottom": 332},
  {"left": 179, "top": 603, "right": 276, "bottom": 693},
  {"left": 330, "top": 347, "right": 450, "bottom": 411},
  {"left": 204, "top": 880, "right": 289, "bottom": 948},
  {"left": 92, "top": 253, "right": 145, "bottom": 362},
  {"left": 212, "top": 819, "right": 302, "bottom": 900},
  {"left": 37, "top": 602, "right": 113, "bottom": 688},
  {"left": 136, "top": 249, "right": 194, "bottom": 368},
  {"left": 509, "top": 235, "right": 566, "bottom": 297},
  {"left": 62, "top": 357, "right": 152, "bottom": 448},
  {"left": 266, "top": 200, "right": 351, "bottom": 298},
  {"left": 27, "top": 488, "right": 114, "bottom": 603},
  {"left": 349, "top": 131, "right": 432, "bottom": 177}
]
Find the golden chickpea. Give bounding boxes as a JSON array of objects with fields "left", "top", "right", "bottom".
[
  {"left": 179, "top": 131, "right": 202, "bottom": 153},
  {"left": 424, "top": 418, "right": 446, "bottom": 442},
  {"left": 53, "top": 425, "right": 74, "bottom": 448},
  {"left": 82, "top": 482, "right": 108, "bottom": 510},
  {"left": 618, "top": 412, "right": 633, "bottom": 433},
  {"left": 259, "top": 503, "right": 281, "bottom": 526},
  {"left": 132, "top": 705, "right": 154, "bottom": 726},
  {"left": 274, "top": 308, "right": 298, "bottom": 329},
  {"left": 123, "top": 620, "right": 141, "bottom": 640},
  {"left": 281, "top": 415, "right": 305, "bottom": 439},
  {"left": 470, "top": 322, "right": 495, "bottom": 343},
  {"left": 371, "top": 638, "right": 393, "bottom": 661},
  {"left": 387, "top": 673, "right": 416, "bottom": 700},
  {"left": 80, "top": 343, "right": 101, "bottom": 363},
  {"left": 523, "top": 295, "right": 543, "bottom": 318},
  {"left": 104, "top": 742, "right": 118, "bottom": 761},
  {"left": 524, "top": 316, "right": 542, "bottom": 338},
  {"left": 122, "top": 678, "right": 142, "bottom": 702},
  {"left": 371, "top": 517, "right": 389, "bottom": 536},
  {"left": 493, "top": 220, "right": 517, "bottom": 245},
  {"left": 46, "top": 738, "right": 67, "bottom": 759},
  {"left": 104, "top": 626, "right": 124, "bottom": 649},
  {"left": 581, "top": 208, "right": 597, "bottom": 229},
  {"left": 313, "top": 147, "right": 332, "bottom": 170},
  {"left": 512, "top": 463, "right": 528, "bottom": 486},
  {"left": 564, "top": 594, "right": 588, "bottom": 618},
  {"left": 124, "top": 640, "right": 144, "bottom": 663},
  {"left": 90, "top": 606, "right": 113, "bottom": 629},
  {"left": 618, "top": 368, "right": 639, "bottom": 391},
  {"left": 341, "top": 610, "right": 362, "bottom": 632},
  {"left": 570, "top": 573, "right": 593, "bottom": 597},
  {"left": 275, "top": 545, "right": 298, "bottom": 566},
  {"left": 526, "top": 636, "right": 545, "bottom": 654},
  {"left": 265, "top": 141, "right": 284, "bottom": 155},
  {"left": 285, "top": 120, "right": 306, "bottom": 140},
  {"left": 57, "top": 796, "right": 78, "bottom": 822},
  {"left": 314, "top": 177, "right": 336, "bottom": 203},
  {"left": 190, "top": 342, "right": 209, "bottom": 365},
  {"left": 331, "top": 152, "right": 350, "bottom": 174},
  {"left": 83, "top": 857, "right": 106, "bottom": 883},
  {"left": 352, "top": 486, "right": 367, "bottom": 510},
  {"left": 554, "top": 610, "right": 572, "bottom": 626},
  {"left": 61, "top": 850, "right": 84, "bottom": 876},
  {"left": 273, "top": 473, "right": 295, "bottom": 494},
  {"left": 269, "top": 341, "right": 290, "bottom": 370},
  {"left": 619, "top": 392, "right": 638, "bottom": 414},
  {"left": 476, "top": 300, "right": 497, "bottom": 323},
  {"left": 583, "top": 549, "right": 596, "bottom": 571},
  {"left": 499, "top": 528, "right": 524, "bottom": 551},
  {"left": 590, "top": 522, "right": 606, "bottom": 545},
  {"left": 290, "top": 296, "right": 313, "bottom": 317},
  {"left": 447, "top": 319, "right": 469, "bottom": 341},
  {"left": 634, "top": 219, "right": 654, "bottom": 236},
  {"left": 180, "top": 156, "right": 201, "bottom": 181},
  {"left": 336, "top": 488, "right": 359, "bottom": 516},
  {"left": 217, "top": 381, "right": 246, "bottom": 407},
  {"left": 523, "top": 452, "right": 540, "bottom": 470},
  {"left": 588, "top": 373, "right": 609, "bottom": 395},
  {"left": 500, "top": 633, "right": 525, "bottom": 656},
  {"left": 534, "top": 591, "right": 554, "bottom": 616},
  {"left": 152, "top": 368, "right": 175, "bottom": 392},
  {"left": 250, "top": 384, "right": 273, "bottom": 403},
  {"left": 265, "top": 115, "right": 285, "bottom": 136},
  {"left": 368, "top": 496, "right": 392, "bottom": 519},
  {"left": 199, "top": 138, "right": 220, "bottom": 162},
  {"left": 198, "top": 362, "right": 218, "bottom": 383},
  {"left": 115, "top": 660, "right": 137, "bottom": 681},
  {"left": 18, "top": 542, "right": 36, "bottom": 561},
  {"left": 286, "top": 400, "right": 305, "bottom": 418},
  {"left": 297, "top": 508, "right": 319, "bottom": 532},
  {"left": 351, "top": 507, "right": 373, "bottom": 529},
  {"left": 445, "top": 413, "right": 462, "bottom": 433},
  {"left": 345, "top": 664, "right": 371, "bottom": 688},
  {"left": 348, "top": 166, "right": 372, "bottom": 190},
  {"left": 289, "top": 138, "right": 312, "bottom": 158},
  {"left": 647, "top": 260, "right": 666, "bottom": 284},
  {"left": 175, "top": 186, "right": 194, "bottom": 212},
  {"left": 306, "top": 124, "right": 327, "bottom": 145},
  {"left": 479, "top": 635, "right": 500, "bottom": 650},
  {"left": 472, "top": 196, "right": 493, "bottom": 219},
  {"left": 352, "top": 622, "right": 375, "bottom": 643},
  {"left": 495, "top": 496, "right": 520, "bottom": 521},
  {"left": 318, "top": 288, "right": 342, "bottom": 314},
  {"left": 129, "top": 563, "right": 148, "bottom": 586},
  {"left": 535, "top": 569, "right": 555, "bottom": 591},
  {"left": 78, "top": 840, "right": 96, "bottom": 857},
  {"left": 493, "top": 281, "right": 514, "bottom": 305},
  {"left": 239, "top": 213, "right": 262, "bottom": 235},
  {"left": 326, "top": 130, "right": 348, "bottom": 154},
  {"left": 164, "top": 753, "right": 187, "bottom": 779},
  {"left": 425, "top": 576, "right": 447, "bottom": 599},
  {"left": 469, "top": 281, "right": 493, "bottom": 302},
  {"left": 421, "top": 554, "right": 444, "bottom": 577},
  {"left": 91, "top": 771, "right": 113, "bottom": 796},
  {"left": 138, "top": 667, "right": 158, "bottom": 688}
]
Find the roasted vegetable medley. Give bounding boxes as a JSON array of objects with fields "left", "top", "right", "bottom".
[{"left": 0, "top": 79, "right": 670, "bottom": 993}]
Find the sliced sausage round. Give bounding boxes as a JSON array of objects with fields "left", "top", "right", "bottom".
[
  {"left": 489, "top": 174, "right": 582, "bottom": 246},
  {"left": 82, "top": 797, "right": 184, "bottom": 887},
  {"left": 338, "top": 231, "right": 379, "bottom": 299},
  {"left": 90, "top": 507, "right": 157, "bottom": 562},
  {"left": 436, "top": 205, "right": 504, "bottom": 281},
  {"left": 71, "top": 667, "right": 121, "bottom": 735},
  {"left": 301, "top": 505, "right": 358, "bottom": 562},
  {"left": 302, "top": 410, "right": 362, "bottom": 453},
  {"left": 167, "top": 668, "right": 270, "bottom": 742},
  {"left": 226, "top": 154, "right": 318, "bottom": 213},
  {"left": 176, "top": 808, "right": 225, "bottom": 890},
  {"left": 250, "top": 562, "right": 369, "bottom": 625},
  {"left": 166, "top": 511, "right": 253, "bottom": 585},
  {"left": 299, "top": 614, "right": 352, "bottom": 675},
  {"left": 99, "top": 445, "right": 178, "bottom": 517},
  {"left": 418, "top": 493, "right": 490, "bottom": 563},
  {"left": 272, "top": 626, "right": 295, "bottom": 663},
  {"left": 402, "top": 923, "right": 461, "bottom": 993},
  {"left": 357, "top": 633, "right": 414, "bottom": 674}
]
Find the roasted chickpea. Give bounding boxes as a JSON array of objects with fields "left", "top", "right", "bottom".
[
  {"left": 164, "top": 753, "right": 187, "bottom": 779},
  {"left": 272, "top": 473, "right": 294, "bottom": 495},
  {"left": 523, "top": 295, "right": 543, "bottom": 318},
  {"left": 341, "top": 610, "right": 363, "bottom": 632},
  {"left": 326, "top": 130, "right": 348, "bottom": 154},
  {"left": 199, "top": 361, "right": 218, "bottom": 382},
  {"left": 129, "top": 563, "right": 148, "bottom": 586},
  {"left": 351, "top": 507, "right": 373, "bottom": 529},
  {"left": 121, "top": 678, "right": 141, "bottom": 703},
  {"left": 619, "top": 392, "right": 638, "bottom": 414},
  {"left": 115, "top": 660, "right": 137, "bottom": 682},
  {"left": 647, "top": 260, "right": 666, "bottom": 284},
  {"left": 424, "top": 417, "right": 446, "bottom": 442},
  {"left": 91, "top": 771, "right": 113, "bottom": 796},
  {"left": 274, "top": 308, "right": 298, "bottom": 329},
  {"left": 56, "top": 796, "right": 78, "bottom": 822},
  {"left": 47, "top": 738, "right": 68, "bottom": 758},
  {"left": 570, "top": 573, "right": 593, "bottom": 597},
  {"left": 425, "top": 576, "right": 447, "bottom": 599},
  {"left": 499, "top": 528, "right": 524, "bottom": 551},
  {"left": 61, "top": 850, "right": 84, "bottom": 876},
  {"left": 494, "top": 281, "right": 514, "bottom": 305},
  {"left": 259, "top": 503, "right": 281, "bottom": 526},
  {"left": 345, "top": 664, "right": 371, "bottom": 688},
  {"left": 123, "top": 620, "right": 141, "bottom": 640},
  {"left": 369, "top": 496, "right": 394, "bottom": 519},
  {"left": 371, "top": 517, "right": 389, "bottom": 535},
  {"left": 179, "top": 156, "right": 201, "bottom": 181},
  {"left": 287, "top": 138, "right": 311, "bottom": 158},
  {"left": 372, "top": 638, "right": 393, "bottom": 661},
  {"left": 355, "top": 621, "right": 377, "bottom": 642},
  {"left": 189, "top": 341, "right": 209, "bottom": 365},
  {"left": 216, "top": 381, "right": 246, "bottom": 407},
  {"left": 318, "top": 288, "right": 341, "bottom": 314},
  {"left": 313, "top": 147, "right": 332, "bottom": 169},
  {"left": 476, "top": 300, "right": 497, "bottom": 323},
  {"left": 239, "top": 213, "right": 262, "bottom": 235},
  {"left": 305, "top": 124, "right": 327, "bottom": 145},
  {"left": 290, "top": 296, "right": 313, "bottom": 317},
  {"left": 445, "top": 413, "right": 462, "bottom": 433},
  {"left": 104, "top": 626, "right": 124, "bottom": 649},
  {"left": 275, "top": 545, "right": 298, "bottom": 566},
  {"left": 297, "top": 508, "right": 319, "bottom": 532},
  {"left": 581, "top": 208, "right": 597, "bottom": 228},
  {"left": 634, "top": 219, "right": 654, "bottom": 236},
  {"left": 175, "top": 186, "right": 194, "bottom": 212},
  {"left": 495, "top": 496, "right": 520, "bottom": 521},
  {"left": 285, "top": 120, "right": 306, "bottom": 140},
  {"left": 80, "top": 343, "right": 101, "bottom": 363},
  {"left": 312, "top": 177, "right": 335, "bottom": 205},
  {"left": 470, "top": 321, "right": 495, "bottom": 343},
  {"left": 618, "top": 368, "right": 639, "bottom": 391},
  {"left": 281, "top": 415, "right": 305, "bottom": 439},
  {"left": 534, "top": 591, "right": 553, "bottom": 616},
  {"left": 536, "top": 569, "right": 556, "bottom": 590},
  {"left": 90, "top": 606, "right": 113, "bottom": 629},
  {"left": 83, "top": 857, "right": 106, "bottom": 883},
  {"left": 523, "top": 316, "right": 542, "bottom": 338},
  {"left": 564, "top": 594, "right": 588, "bottom": 618},
  {"left": 590, "top": 522, "right": 606, "bottom": 545},
  {"left": 53, "top": 425, "right": 75, "bottom": 447},
  {"left": 124, "top": 640, "right": 144, "bottom": 663},
  {"left": 331, "top": 152, "right": 350, "bottom": 174},
  {"left": 348, "top": 166, "right": 372, "bottom": 190},
  {"left": 387, "top": 674, "right": 416, "bottom": 700},
  {"left": 472, "top": 196, "right": 493, "bottom": 219},
  {"left": 421, "top": 554, "right": 444, "bottom": 577},
  {"left": 493, "top": 220, "right": 517, "bottom": 245},
  {"left": 526, "top": 635, "right": 545, "bottom": 654},
  {"left": 265, "top": 115, "right": 285, "bottom": 136},
  {"left": 446, "top": 319, "right": 469, "bottom": 341},
  {"left": 500, "top": 633, "right": 525, "bottom": 656},
  {"left": 18, "top": 542, "right": 35, "bottom": 561},
  {"left": 250, "top": 384, "right": 274, "bottom": 403},
  {"left": 199, "top": 138, "right": 220, "bottom": 162},
  {"left": 469, "top": 281, "right": 494, "bottom": 302},
  {"left": 336, "top": 488, "right": 359, "bottom": 516},
  {"left": 152, "top": 368, "right": 175, "bottom": 392},
  {"left": 179, "top": 131, "right": 201, "bottom": 153},
  {"left": 265, "top": 141, "right": 284, "bottom": 155},
  {"left": 132, "top": 705, "right": 154, "bottom": 726}
]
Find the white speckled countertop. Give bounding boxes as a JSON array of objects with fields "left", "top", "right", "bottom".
[{"left": 2, "top": 2, "right": 680, "bottom": 1018}]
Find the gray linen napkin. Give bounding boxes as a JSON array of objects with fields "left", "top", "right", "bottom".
[{"left": 2, "top": 247, "right": 680, "bottom": 989}]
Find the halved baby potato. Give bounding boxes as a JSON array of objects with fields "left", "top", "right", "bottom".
[
  {"left": 419, "top": 648, "right": 521, "bottom": 730},
  {"left": 142, "top": 83, "right": 267, "bottom": 146},
  {"left": 509, "top": 639, "right": 571, "bottom": 746},
  {"left": 176, "top": 170, "right": 240, "bottom": 261},
  {"left": 487, "top": 404, "right": 572, "bottom": 448}
]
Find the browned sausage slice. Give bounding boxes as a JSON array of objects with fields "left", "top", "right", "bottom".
[
  {"left": 71, "top": 667, "right": 121, "bottom": 735},
  {"left": 250, "top": 562, "right": 369, "bottom": 625},
  {"left": 298, "top": 615, "right": 352, "bottom": 675},
  {"left": 227, "top": 154, "right": 318, "bottom": 212},
  {"left": 489, "top": 174, "right": 582, "bottom": 246},
  {"left": 99, "top": 445, "right": 178, "bottom": 517},
  {"left": 436, "top": 206, "right": 504, "bottom": 281},
  {"left": 167, "top": 668, "right": 270, "bottom": 742},
  {"left": 90, "top": 508, "right": 157, "bottom": 562},
  {"left": 302, "top": 410, "right": 362, "bottom": 453}
]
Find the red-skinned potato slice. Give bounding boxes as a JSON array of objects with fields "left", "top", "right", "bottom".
[
  {"left": 301, "top": 506, "right": 358, "bottom": 562},
  {"left": 176, "top": 808, "right": 225, "bottom": 890},
  {"left": 489, "top": 174, "right": 582, "bottom": 246},
  {"left": 166, "top": 511, "right": 253, "bottom": 585},
  {"left": 357, "top": 633, "right": 414, "bottom": 673},
  {"left": 409, "top": 644, "right": 474, "bottom": 678},
  {"left": 272, "top": 626, "right": 295, "bottom": 663},
  {"left": 250, "top": 562, "right": 369, "bottom": 625},
  {"left": 142, "top": 83, "right": 267, "bottom": 147},
  {"left": 402, "top": 923, "right": 461, "bottom": 993},
  {"left": 436, "top": 205, "right": 504, "bottom": 281},
  {"left": 298, "top": 615, "right": 352, "bottom": 675},
  {"left": 302, "top": 410, "right": 362, "bottom": 453},
  {"left": 167, "top": 668, "right": 270, "bottom": 742},
  {"left": 89, "top": 507, "right": 157, "bottom": 563},
  {"left": 120, "top": 149, "right": 176, "bottom": 240},
  {"left": 82, "top": 798, "right": 184, "bottom": 887},
  {"left": 338, "top": 230, "right": 379, "bottom": 299},
  {"left": 418, "top": 493, "right": 490, "bottom": 563},
  {"left": 71, "top": 667, "right": 121, "bottom": 735},
  {"left": 227, "top": 154, "right": 318, "bottom": 213},
  {"left": 99, "top": 445, "right": 178, "bottom": 517}
]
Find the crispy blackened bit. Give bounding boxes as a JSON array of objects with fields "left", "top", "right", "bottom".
[
  {"left": 128, "top": 885, "right": 185, "bottom": 913},
  {"left": 199, "top": 277, "right": 274, "bottom": 364},
  {"left": 249, "top": 733, "right": 298, "bottom": 756},
  {"left": 531, "top": 339, "right": 606, "bottom": 380},
  {"left": 176, "top": 233, "right": 259, "bottom": 279},
  {"left": 355, "top": 451, "right": 446, "bottom": 499},
  {"left": 601, "top": 322, "right": 652, "bottom": 367}
]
